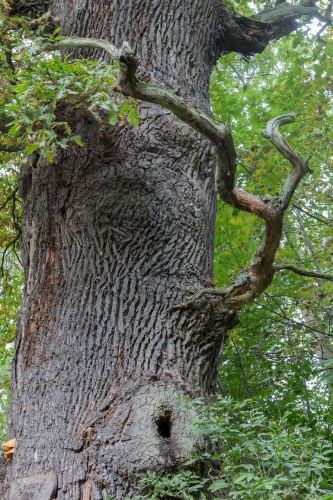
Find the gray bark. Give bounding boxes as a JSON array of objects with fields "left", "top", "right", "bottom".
[{"left": 5, "top": 1, "right": 233, "bottom": 498}]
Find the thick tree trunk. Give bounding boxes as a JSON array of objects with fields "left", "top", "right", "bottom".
[{"left": 5, "top": 1, "right": 234, "bottom": 498}]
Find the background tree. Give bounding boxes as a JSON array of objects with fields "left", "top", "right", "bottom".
[{"left": 0, "top": 0, "right": 332, "bottom": 498}]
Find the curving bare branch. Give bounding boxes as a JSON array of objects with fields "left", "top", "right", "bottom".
[
  {"left": 261, "top": 114, "right": 309, "bottom": 213},
  {"left": 40, "top": 38, "right": 120, "bottom": 60},
  {"left": 191, "top": 113, "right": 309, "bottom": 309},
  {"left": 273, "top": 265, "right": 333, "bottom": 282},
  {"left": 41, "top": 38, "right": 318, "bottom": 312},
  {"left": 252, "top": 2, "right": 332, "bottom": 26}
]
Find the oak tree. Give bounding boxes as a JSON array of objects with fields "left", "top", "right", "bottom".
[{"left": 1, "top": 0, "right": 333, "bottom": 498}]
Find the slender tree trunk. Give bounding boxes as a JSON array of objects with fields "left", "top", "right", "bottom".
[{"left": 6, "top": 1, "right": 233, "bottom": 498}]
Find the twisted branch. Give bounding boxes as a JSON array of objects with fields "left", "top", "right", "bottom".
[
  {"left": 37, "top": 38, "right": 330, "bottom": 310},
  {"left": 273, "top": 265, "right": 333, "bottom": 282},
  {"left": 262, "top": 114, "right": 309, "bottom": 213}
]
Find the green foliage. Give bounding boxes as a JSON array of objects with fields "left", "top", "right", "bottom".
[
  {"left": 218, "top": 289, "right": 333, "bottom": 432},
  {"left": 129, "top": 397, "right": 333, "bottom": 499},
  {"left": 209, "top": 20, "right": 333, "bottom": 499},
  {"left": 223, "top": 0, "right": 276, "bottom": 16},
  {"left": 212, "top": 12, "right": 333, "bottom": 423},
  {"left": 131, "top": 470, "right": 207, "bottom": 500},
  {"left": 0, "top": 157, "right": 22, "bottom": 441},
  {"left": 202, "top": 14, "right": 333, "bottom": 500},
  {"left": 129, "top": 397, "right": 333, "bottom": 500},
  {"left": 0, "top": 6, "right": 139, "bottom": 162},
  {"left": 212, "top": 401, "right": 328, "bottom": 499},
  {"left": 198, "top": 397, "right": 333, "bottom": 499}
]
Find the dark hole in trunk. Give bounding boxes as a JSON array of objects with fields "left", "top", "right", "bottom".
[{"left": 156, "top": 410, "right": 172, "bottom": 439}]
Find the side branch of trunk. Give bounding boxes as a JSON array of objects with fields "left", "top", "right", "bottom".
[
  {"left": 41, "top": 38, "right": 316, "bottom": 313},
  {"left": 112, "top": 44, "right": 309, "bottom": 310},
  {"left": 273, "top": 265, "right": 333, "bottom": 282},
  {"left": 213, "top": 0, "right": 332, "bottom": 56}
]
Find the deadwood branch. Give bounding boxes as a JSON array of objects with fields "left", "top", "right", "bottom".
[
  {"left": 213, "top": 0, "right": 333, "bottom": 56},
  {"left": 273, "top": 265, "right": 333, "bottom": 282},
  {"left": 35, "top": 38, "right": 333, "bottom": 310}
]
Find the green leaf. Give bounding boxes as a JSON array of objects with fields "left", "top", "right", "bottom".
[
  {"left": 108, "top": 108, "right": 118, "bottom": 125},
  {"left": 208, "top": 480, "right": 229, "bottom": 492},
  {"left": 71, "top": 135, "right": 84, "bottom": 147},
  {"left": 128, "top": 107, "right": 140, "bottom": 126},
  {"left": 24, "top": 143, "right": 40, "bottom": 154}
]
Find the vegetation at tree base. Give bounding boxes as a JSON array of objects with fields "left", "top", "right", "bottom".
[
  {"left": 131, "top": 398, "right": 333, "bottom": 499},
  {"left": 0, "top": 0, "right": 332, "bottom": 497}
]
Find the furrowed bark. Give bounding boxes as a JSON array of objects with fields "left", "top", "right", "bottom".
[{"left": 10, "top": 0, "right": 332, "bottom": 58}]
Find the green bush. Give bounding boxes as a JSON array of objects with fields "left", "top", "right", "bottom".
[{"left": 132, "top": 397, "right": 333, "bottom": 499}]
